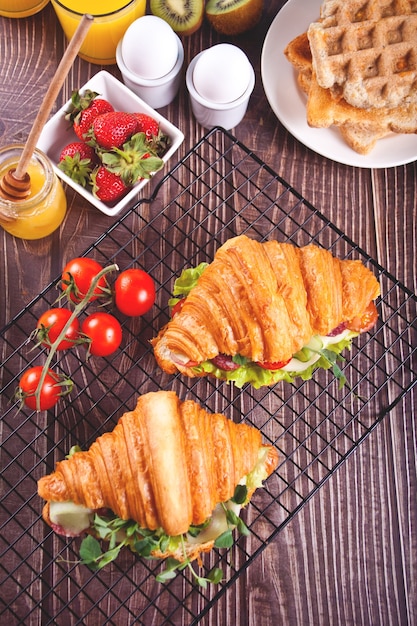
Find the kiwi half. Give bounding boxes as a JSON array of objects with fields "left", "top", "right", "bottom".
[
  {"left": 150, "top": 0, "right": 204, "bottom": 36},
  {"left": 205, "top": 0, "right": 263, "bottom": 35}
]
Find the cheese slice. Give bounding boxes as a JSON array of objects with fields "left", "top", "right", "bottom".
[{"left": 49, "top": 501, "right": 93, "bottom": 536}]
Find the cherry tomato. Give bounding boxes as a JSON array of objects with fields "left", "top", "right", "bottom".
[
  {"left": 18, "top": 366, "right": 62, "bottom": 411},
  {"left": 114, "top": 268, "right": 156, "bottom": 317},
  {"left": 171, "top": 298, "right": 186, "bottom": 318},
  {"left": 256, "top": 358, "right": 291, "bottom": 370},
  {"left": 36, "top": 308, "right": 80, "bottom": 351},
  {"left": 61, "top": 258, "right": 107, "bottom": 303},
  {"left": 81, "top": 312, "right": 122, "bottom": 357},
  {"left": 346, "top": 301, "right": 378, "bottom": 333}
]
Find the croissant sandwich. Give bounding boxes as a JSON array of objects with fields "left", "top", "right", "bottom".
[
  {"left": 151, "top": 235, "right": 380, "bottom": 388},
  {"left": 38, "top": 390, "right": 278, "bottom": 580}
]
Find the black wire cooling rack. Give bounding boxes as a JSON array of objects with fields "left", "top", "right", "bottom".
[{"left": 1, "top": 128, "right": 416, "bottom": 625}]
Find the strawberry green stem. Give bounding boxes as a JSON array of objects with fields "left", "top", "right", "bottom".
[{"left": 34, "top": 263, "right": 119, "bottom": 411}]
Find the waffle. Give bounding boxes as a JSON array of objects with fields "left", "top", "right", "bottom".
[
  {"left": 307, "top": 0, "right": 417, "bottom": 109},
  {"left": 284, "top": 31, "right": 417, "bottom": 154}
]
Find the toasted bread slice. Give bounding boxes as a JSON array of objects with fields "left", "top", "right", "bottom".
[{"left": 285, "top": 30, "right": 417, "bottom": 154}]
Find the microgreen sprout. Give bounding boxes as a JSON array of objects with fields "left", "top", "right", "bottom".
[
  {"left": 79, "top": 514, "right": 160, "bottom": 571},
  {"left": 316, "top": 348, "right": 347, "bottom": 389},
  {"left": 77, "top": 484, "right": 251, "bottom": 587},
  {"left": 154, "top": 536, "right": 223, "bottom": 589}
]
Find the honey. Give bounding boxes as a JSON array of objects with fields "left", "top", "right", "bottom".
[{"left": 0, "top": 146, "right": 67, "bottom": 240}]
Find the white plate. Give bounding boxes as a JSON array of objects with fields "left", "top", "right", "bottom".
[
  {"left": 261, "top": 0, "right": 417, "bottom": 169},
  {"left": 37, "top": 71, "right": 184, "bottom": 216}
]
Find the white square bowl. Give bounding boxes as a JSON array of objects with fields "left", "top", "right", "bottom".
[{"left": 37, "top": 70, "right": 184, "bottom": 217}]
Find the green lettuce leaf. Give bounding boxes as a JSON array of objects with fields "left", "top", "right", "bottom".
[
  {"left": 192, "top": 333, "right": 356, "bottom": 389},
  {"left": 168, "top": 263, "right": 208, "bottom": 308}
]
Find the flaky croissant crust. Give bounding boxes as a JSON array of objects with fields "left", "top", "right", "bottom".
[
  {"left": 152, "top": 235, "right": 380, "bottom": 372},
  {"left": 38, "top": 391, "right": 278, "bottom": 537}
]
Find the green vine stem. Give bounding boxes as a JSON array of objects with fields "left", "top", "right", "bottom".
[{"left": 34, "top": 263, "right": 119, "bottom": 411}]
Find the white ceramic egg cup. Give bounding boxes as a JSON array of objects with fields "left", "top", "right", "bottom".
[
  {"left": 116, "top": 33, "right": 184, "bottom": 109},
  {"left": 186, "top": 49, "right": 255, "bottom": 131}
]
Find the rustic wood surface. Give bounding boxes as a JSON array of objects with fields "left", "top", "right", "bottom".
[{"left": 0, "top": 2, "right": 416, "bottom": 625}]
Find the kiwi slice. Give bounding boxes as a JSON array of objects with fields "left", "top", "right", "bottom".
[
  {"left": 205, "top": 0, "right": 263, "bottom": 35},
  {"left": 150, "top": 0, "right": 204, "bottom": 36}
]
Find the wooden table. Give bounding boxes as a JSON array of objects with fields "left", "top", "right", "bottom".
[{"left": 1, "top": 2, "right": 416, "bottom": 625}]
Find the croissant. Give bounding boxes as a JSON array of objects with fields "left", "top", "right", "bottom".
[
  {"left": 38, "top": 390, "right": 278, "bottom": 564},
  {"left": 151, "top": 235, "right": 380, "bottom": 387}
]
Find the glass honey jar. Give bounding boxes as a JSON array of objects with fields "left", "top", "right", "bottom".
[{"left": 0, "top": 145, "right": 67, "bottom": 240}]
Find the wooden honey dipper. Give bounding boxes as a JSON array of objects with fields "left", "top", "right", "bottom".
[{"left": 0, "top": 14, "right": 93, "bottom": 208}]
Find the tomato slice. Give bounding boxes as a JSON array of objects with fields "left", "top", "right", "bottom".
[
  {"left": 346, "top": 301, "right": 378, "bottom": 333},
  {"left": 256, "top": 358, "right": 291, "bottom": 370},
  {"left": 170, "top": 298, "right": 186, "bottom": 317}
]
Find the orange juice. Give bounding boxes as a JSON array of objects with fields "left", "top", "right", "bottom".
[
  {"left": 0, "top": 0, "right": 49, "bottom": 18},
  {"left": 0, "top": 146, "right": 67, "bottom": 240},
  {"left": 51, "top": 0, "right": 146, "bottom": 65}
]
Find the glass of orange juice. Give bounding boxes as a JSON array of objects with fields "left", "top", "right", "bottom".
[
  {"left": 0, "top": 145, "right": 67, "bottom": 240},
  {"left": 0, "top": 0, "right": 49, "bottom": 17},
  {"left": 51, "top": 0, "right": 146, "bottom": 65}
]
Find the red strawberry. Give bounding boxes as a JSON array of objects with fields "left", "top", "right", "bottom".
[
  {"left": 58, "top": 142, "right": 98, "bottom": 186},
  {"left": 65, "top": 89, "right": 114, "bottom": 140},
  {"left": 59, "top": 142, "right": 97, "bottom": 160},
  {"left": 132, "top": 113, "right": 160, "bottom": 140},
  {"left": 133, "top": 112, "right": 170, "bottom": 156},
  {"left": 100, "top": 132, "right": 164, "bottom": 185},
  {"left": 89, "top": 111, "right": 140, "bottom": 150},
  {"left": 91, "top": 166, "right": 129, "bottom": 203}
]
